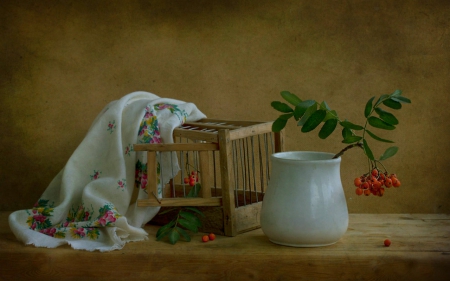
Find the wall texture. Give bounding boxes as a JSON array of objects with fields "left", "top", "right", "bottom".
[{"left": 1, "top": 0, "right": 449, "bottom": 213}]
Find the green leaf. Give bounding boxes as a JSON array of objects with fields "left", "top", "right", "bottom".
[
  {"left": 323, "top": 109, "right": 338, "bottom": 122},
  {"left": 176, "top": 226, "right": 191, "bottom": 242},
  {"left": 342, "top": 135, "right": 362, "bottom": 144},
  {"left": 383, "top": 99, "right": 402, "bottom": 110},
  {"left": 366, "top": 130, "right": 394, "bottom": 143},
  {"left": 184, "top": 207, "right": 205, "bottom": 217},
  {"left": 281, "top": 91, "right": 302, "bottom": 106},
  {"left": 342, "top": 127, "right": 353, "bottom": 139},
  {"left": 178, "top": 218, "right": 199, "bottom": 233},
  {"left": 368, "top": 116, "right": 396, "bottom": 130},
  {"left": 363, "top": 139, "right": 375, "bottom": 160},
  {"left": 379, "top": 146, "right": 399, "bottom": 160},
  {"left": 375, "top": 94, "right": 390, "bottom": 107},
  {"left": 340, "top": 120, "right": 364, "bottom": 130},
  {"left": 375, "top": 107, "right": 399, "bottom": 125},
  {"left": 301, "top": 110, "right": 327, "bottom": 133},
  {"left": 364, "top": 96, "right": 375, "bottom": 118},
  {"left": 168, "top": 228, "right": 180, "bottom": 245},
  {"left": 156, "top": 228, "right": 172, "bottom": 241},
  {"left": 391, "top": 96, "right": 411, "bottom": 104},
  {"left": 272, "top": 118, "right": 288, "bottom": 132},
  {"left": 318, "top": 118, "right": 338, "bottom": 139},
  {"left": 294, "top": 100, "right": 316, "bottom": 120},
  {"left": 297, "top": 103, "right": 317, "bottom": 126},
  {"left": 320, "top": 101, "right": 331, "bottom": 111},
  {"left": 187, "top": 183, "right": 201, "bottom": 197},
  {"left": 271, "top": 101, "right": 293, "bottom": 113},
  {"left": 156, "top": 219, "right": 176, "bottom": 239},
  {"left": 278, "top": 113, "right": 294, "bottom": 120},
  {"left": 156, "top": 224, "right": 175, "bottom": 241},
  {"left": 180, "top": 211, "right": 202, "bottom": 227},
  {"left": 390, "top": 89, "right": 402, "bottom": 97}
]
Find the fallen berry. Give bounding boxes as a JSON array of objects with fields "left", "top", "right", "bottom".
[
  {"left": 208, "top": 233, "right": 216, "bottom": 241},
  {"left": 202, "top": 235, "right": 209, "bottom": 242},
  {"left": 384, "top": 239, "right": 391, "bottom": 247}
]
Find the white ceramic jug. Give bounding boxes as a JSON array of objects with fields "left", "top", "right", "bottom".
[{"left": 260, "top": 151, "right": 349, "bottom": 247}]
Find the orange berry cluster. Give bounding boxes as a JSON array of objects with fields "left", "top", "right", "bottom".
[
  {"left": 354, "top": 169, "right": 401, "bottom": 197},
  {"left": 183, "top": 171, "right": 199, "bottom": 186},
  {"left": 202, "top": 233, "right": 216, "bottom": 242}
]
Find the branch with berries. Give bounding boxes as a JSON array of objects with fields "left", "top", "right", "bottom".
[{"left": 271, "top": 89, "right": 411, "bottom": 197}]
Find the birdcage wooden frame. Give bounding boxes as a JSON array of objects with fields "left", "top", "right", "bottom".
[{"left": 133, "top": 118, "right": 284, "bottom": 236}]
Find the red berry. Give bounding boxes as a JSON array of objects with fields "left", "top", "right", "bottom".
[
  {"left": 354, "top": 177, "right": 362, "bottom": 187},
  {"left": 202, "top": 235, "right": 209, "bottom": 242},
  {"left": 183, "top": 177, "right": 189, "bottom": 184},
  {"left": 355, "top": 187, "right": 363, "bottom": 196},
  {"left": 372, "top": 180, "right": 381, "bottom": 190},
  {"left": 384, "top": 178, "right": 392, "bottom": 188},
  {"left": 384, "top": 239, "right": 391, "bottom": 247},
  {"left": 371, "top": 169, "right": 379, "bottom": 177},
  {"left": 208, "top": 233, "right": 216, "bottom": 241},
  {"left": 361, "top": 182, "right": 370, "bottom": 190}
]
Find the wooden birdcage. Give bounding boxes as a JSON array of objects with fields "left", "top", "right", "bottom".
[{"left": 133, "top": 119, "right": 284, "bottom": 236}]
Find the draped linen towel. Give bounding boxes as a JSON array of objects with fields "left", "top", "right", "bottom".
[{"left": 8, "top": 91, "right": 206, "bottom": 251}]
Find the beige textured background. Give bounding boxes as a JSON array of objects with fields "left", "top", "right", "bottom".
[{"left": 1, "top": 0, "right": 449, "bottom": 213}]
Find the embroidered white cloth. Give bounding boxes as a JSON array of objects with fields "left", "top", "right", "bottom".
[{"left": 8, "top": 91, "right": 206, "bottom": 251}]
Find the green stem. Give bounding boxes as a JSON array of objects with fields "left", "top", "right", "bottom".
[{"left": 374, "top": 160, "right": 389, "bottom": 174}]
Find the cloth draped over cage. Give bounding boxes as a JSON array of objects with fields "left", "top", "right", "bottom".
[{"left": 8, "top": 91, "right": 207, "bottom": 252}]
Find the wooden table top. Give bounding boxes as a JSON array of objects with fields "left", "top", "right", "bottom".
[{"left": 1, "top": 212, "right": 449, "bottom": 281}]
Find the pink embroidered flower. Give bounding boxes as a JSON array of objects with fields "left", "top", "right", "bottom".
[
  {"left": 98, "top": 210, "right": 116, "bottom": 226},
  {"left": 139, "top": 125, "right": 148, "bottom": 136},
  {"left": 74, "top": 228, "right": 86, "bottom": 237},
  {"left": 105, "top": 210, "right": 116, "bottom": 222},
  {"left": 40, "top": 228, "right": 57, "bottom": 237},
  {"left": 149, "top": 135, "right": 161, "bottom": 144},
  {"left": 144, "top": 111, "right": 152, "bottom": 118},
  {"left": 140, "top": 173, "right": 148, "bottom": 189},
  {"left": 91, "top": 170, "right": 101, "bottom": 180},
  {"left": 31, "top": 222, "right": 37, "bottom": 230},
  {"left": 84, "top": 211, "right": 90, "bottom": 221},
  {"left": 33, "top": 214, "right": 46, "bottom": 223},
  {"left": 156, "top": 104, "right": 171, "bottom": 110}
]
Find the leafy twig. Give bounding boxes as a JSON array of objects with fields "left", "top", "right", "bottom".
[{"left": 271, "top": 89, "right": 411, "bottom": 174}]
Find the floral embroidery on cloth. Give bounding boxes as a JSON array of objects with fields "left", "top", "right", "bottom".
[{"left": 8, "top": 92, "right": 206, "bottom": 251}]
